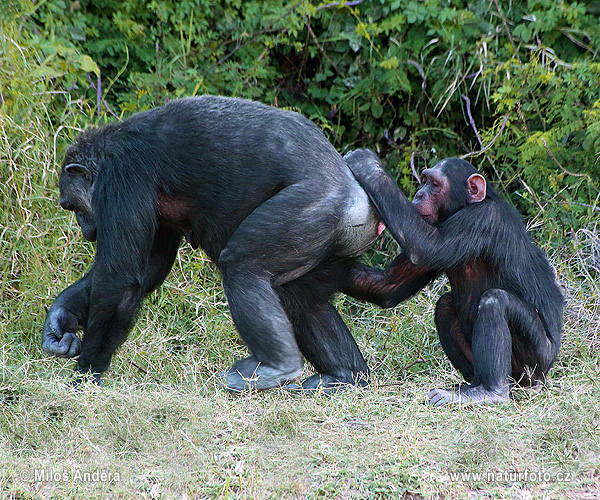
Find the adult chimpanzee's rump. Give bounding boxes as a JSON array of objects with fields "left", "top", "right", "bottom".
[{"left": 42, "top": 96, "right": 382, "bottom": 393}]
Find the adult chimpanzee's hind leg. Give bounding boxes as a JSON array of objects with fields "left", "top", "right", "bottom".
[
  {"left": 285, "top": 300, "right": 369, "bottom": 394},
  {"left": 218, "top": 183, "right": 344, "bottom": 393},
  {"left": 218, "top": 265, "right": 304, "bottom": 392},
  {"left": 278, "top": 260, "right": 369, "bottom": 394}
]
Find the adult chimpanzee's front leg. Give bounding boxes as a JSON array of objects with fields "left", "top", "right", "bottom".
[
  {"left": 71, "top": 227, "right": 181, "bottom": 384},
  {"left": 218, "top": 183, "right": 342, "bottom": 393},
  {"left": 42, "top": 270, "right": 93, "bottom": 359},
  {"left": 74, "top": 267, "right": 146, "bottom": 380}
]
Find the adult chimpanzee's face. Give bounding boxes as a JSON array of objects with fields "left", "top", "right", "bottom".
[
  {"left": 411, "top": 166, "right": 451, "bottom": 225},
  {"left": 58, "top": 163, "right": 97, "bottom": 241}
]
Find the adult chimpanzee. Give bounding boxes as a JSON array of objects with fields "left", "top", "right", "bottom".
[
  {"left": 42, "top": 96, "right": 384, "bottom": 393},
  {"left": 343, "top": 150, "right": 563, "bottom": 405}
]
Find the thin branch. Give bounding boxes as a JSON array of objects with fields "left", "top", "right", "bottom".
[
  {"left": 559, "top": 29, "right": 596, "bottom": 56},
  {"left": 492, "top": 0, "right": 522, "bottom": 66},
  {"left": 460, "top": 113, "right": 508, "bottom": 160},
  {"left": 305, "top": 16, "right": 339, "bottom": 73},
  {"left": 541, "top": 138, "right": 590, "bottom": 179},
  {"left": 87, "top": 73, "right": 119, "bottom": 119},
  {"left": 129, "top": 359, "right": 162, "bottom": 384},
  {"left": 86, "top": 71, "right": 102, "bottom": 118},
  {"left": 410, "top": 151, "right": 420, "bottom": 183},
  {"left": 462, "top": 94, "right": 482, "bottom": 147},
  {"left": 569, "top": 202, "right": 600, "bottom": 212}
]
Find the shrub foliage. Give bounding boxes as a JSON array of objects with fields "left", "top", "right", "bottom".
[{"left": 3, "top": 0, "right": 600, "bottom": 236}]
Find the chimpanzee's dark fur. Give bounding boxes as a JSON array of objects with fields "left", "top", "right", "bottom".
[
  {"left": 43, "top": 96, "right": 382, "bottom": 393},
  {"left": 344, "top": 151, "right": 563, "bottom": 405}
]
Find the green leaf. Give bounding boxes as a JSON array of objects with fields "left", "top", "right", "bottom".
[{"left": 79, "top": 55, "right": 100, "bottom": 76}]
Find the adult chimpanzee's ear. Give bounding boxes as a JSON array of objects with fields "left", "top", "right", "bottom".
[
  {"left": 467, "top": 173, "right": 486, "bottom": 203},
  {"left": 64, "top": 164, "right": 92, "bottom": 183}
]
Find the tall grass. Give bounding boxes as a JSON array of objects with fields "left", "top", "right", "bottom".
[{"left": 1, "top": 20, "right": 600, "bottom": 500}]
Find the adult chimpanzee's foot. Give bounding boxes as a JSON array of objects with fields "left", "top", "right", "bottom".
[
  {"left": 428, "top": 383, "right": 509, "bottom": 406},
  {"left": 69, "top": 369, "right": 103, "bottom": 388},
  {"left": 283, "top": 372, "right": 369, "bottom": 396},
  {"left": 220, "top": 357, "right": 302, "bottom": 393}
]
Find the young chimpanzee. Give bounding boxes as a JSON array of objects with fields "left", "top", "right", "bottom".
[
  {"left": 42, "top": 96, "right": 384, "bottom": 393},
  {"left": 343, "top": 150, "right": 564, "bottom": 405}
]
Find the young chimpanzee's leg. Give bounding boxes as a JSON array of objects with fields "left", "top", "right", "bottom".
[
  {"left": 505, "top": 293, "right": 557, "bottom": 387},
  {"left": 429, "top": 288, "right": 552, "bottom": 406},
  {"left": 218, "top": 183, "right": 346, "bottom": 393},
  {"left": 433, "top": 292, "right": 474, "bottom": 383}
]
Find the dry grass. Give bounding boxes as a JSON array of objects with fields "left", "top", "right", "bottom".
[{"left": 1, "top": 234, "right": 599, "bottom": 499}]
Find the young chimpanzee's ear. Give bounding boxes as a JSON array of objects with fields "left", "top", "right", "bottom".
[
  {"left": 467, "top": 173, "right": 486, "bottom": 203},
  {"left": 64, "top": 163, "right": 92, "bottom": 183}
]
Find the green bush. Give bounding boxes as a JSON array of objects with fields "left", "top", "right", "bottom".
[{"left": 6, "top": 0, "right": 600, "bottom": 238}]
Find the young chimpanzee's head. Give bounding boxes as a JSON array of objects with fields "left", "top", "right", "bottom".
[
  {"left": 412, "top": 158, "right": 487, "bottom": 225},
  {"left": 58, "top": 134, "right": 101, "bottom": 242}
]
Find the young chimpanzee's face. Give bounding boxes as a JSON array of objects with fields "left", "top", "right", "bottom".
[
  {"left": 412, "top": 159, "right": 487, "bottom": 225},
  {"left": 411, "top": 166, "right": 452, "bottom": 225}
]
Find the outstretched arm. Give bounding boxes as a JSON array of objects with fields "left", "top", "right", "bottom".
[
  {"left": 41, "top": 260, "right": 145, "bottom": 373},
  {"left": 347, "top": 150, "right": 497, "bottom": 269},
  {"left": 343, "top": 253, "right": 440, "bottom": 308}
]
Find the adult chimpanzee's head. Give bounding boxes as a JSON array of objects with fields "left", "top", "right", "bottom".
[
  {"left": 412, "top": 158, "right": 486, "bottom": 225},
  {"left": 58, "top": 140, "right": 99, "bottom": 242}
]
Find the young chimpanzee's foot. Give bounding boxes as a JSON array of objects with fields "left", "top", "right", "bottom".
[
  {"left": 219, "top": 357, "right": 303, "bottom": 393},
  {"left": 283, "top": 372, "right": 369, "bottom": 396},
  {"left": 428, "top": 383, "right": 509, "bottom": 406}
]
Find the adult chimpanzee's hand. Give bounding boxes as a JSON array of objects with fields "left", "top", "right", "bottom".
[{"left": 42, "top": 307, "right": 82, "bottom": 358}]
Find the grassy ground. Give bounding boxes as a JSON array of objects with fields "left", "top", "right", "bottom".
[
  {"left": 2, "top": 26, "right": 600, "bottom": 500},
  {"left": 1, "top": 253, "right": 599, "bottom": 500}
]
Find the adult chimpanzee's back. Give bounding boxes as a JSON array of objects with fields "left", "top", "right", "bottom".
[{"left": 43, "top": 96, "right": 382, "bottom": 393}]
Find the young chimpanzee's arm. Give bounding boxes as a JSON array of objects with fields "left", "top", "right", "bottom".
[
  {"left": 348, "top": 150, "right": 499, "bottom": 269},
  {"left": 342, "top": 253, "right": 440, "bottom": 308}
]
